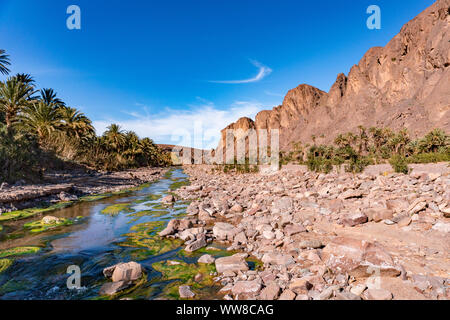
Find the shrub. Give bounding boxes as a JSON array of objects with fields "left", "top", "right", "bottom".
[{"left": 389, "top": 155, "right": 409, "bottom": 174}]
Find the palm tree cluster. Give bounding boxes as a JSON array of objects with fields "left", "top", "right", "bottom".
[
  {"left": 0, "top": 49, "right": 171, "bottom": 182},
  {"left": 284, "top": 126, "right": 449, "bottom": 174}
]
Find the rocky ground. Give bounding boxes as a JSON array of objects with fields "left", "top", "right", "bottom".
[
  {"left": 161, "top": 163, "right": 450, "bottom": 300},
  {"left": 0, "top": 167, "right": 166, "bottom": 213}
]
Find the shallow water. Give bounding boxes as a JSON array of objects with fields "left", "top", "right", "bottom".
[{"left": 0, "top": 169, "right": 226, "bottom": 300}]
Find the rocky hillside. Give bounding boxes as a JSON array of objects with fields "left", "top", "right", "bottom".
[{"left": 220, "top": 0, "right": 450, "bottom": 152}]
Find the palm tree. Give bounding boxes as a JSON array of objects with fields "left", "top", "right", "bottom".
[
  {"left": 0, "top": 78, "right": 36, "bottom": 129},
  {"left": 40, "top": 88, "right": 65, "bottom": 107},
  {"left": 103, "top": 124, "right": 126, "bottom": 151},
  {"left": 13, "top": 73, "right": 35, "bottom": 86},
  {"left": 18, "top": 102, "right": 62, "bottom": 141},
  {"left": 418, "top": 129, "right": 449, "bottom": 153},
  {"left": 123, "top": 131, "right": 143, "bottom": 163},
  {"left": 58, "top": 106, "right": 94, "bottom": 140},
  {"left": 0, "top": 49, "right": 11, "bottom": 75}
]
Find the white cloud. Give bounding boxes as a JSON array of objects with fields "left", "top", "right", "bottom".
[
  {"left": 209, "top": 60, "right": 272, "bottom": 84},
  {"left": 92, "top": 101, "right": 264, "bottom": 149}
]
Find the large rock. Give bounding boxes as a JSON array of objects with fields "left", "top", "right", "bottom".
[
  {"left": 198, "top": 254, "right": 215, "bottom": 264},
  {"left": 232, "top": 280, "right": 262, "bottom": 295},
  {"left": 321, "top": 237, "right": 401, "bottom": 278},
  {"left": 341, "top": 211, "right": 368, "bottom": 227},
  {"left": 259, "top": 282, "right": 281, "bottom": 300},
  {"left": 185, "top": 235, "right": 207, "bottom": 252},
  {"left": 262, "top": 252, "right": 295, "bottom": 267},
  {"left": 103, "top": 262, "right": 143, "bottom": 282},
  {"left": 159, "top": 219, "right": 193, "bottom": 237},
  {"left": 215, "top": 254, "right": 249, "bottom": 274},
  {"left": 213, "top": 222, "right": 238, "bottom": 241}
]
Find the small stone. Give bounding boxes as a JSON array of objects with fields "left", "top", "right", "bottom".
[
  {"left": 179, "top": 285, "right": 196, "bottom": 298},
  {"left": 231, "top": 204, "right": 244, "bottom": 213},
  {"left": 278, "top": 289, "right": 296, "bottom": 300},
  {"left": 161, "top": 194, "right": 175, "bottom": 204},
  {"left": 397, "top": 216, "right": 412, "bottom": 227}
]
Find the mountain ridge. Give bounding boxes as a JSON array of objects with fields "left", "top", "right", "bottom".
[{"left": 219, "top": 0, "right": 450, "bottom": 152}]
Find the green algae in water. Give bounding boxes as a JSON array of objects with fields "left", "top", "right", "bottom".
[
  {"left": 118, "top": 221, "right": 183, "bottom": 256},
  {"left": 79, "top": 194, "right": 111, "bottom": 202},
  {"left": 23, "top": 217, "right": 77, "bottom": 234},
  {"left": 0, "top": 259, "right": 13, "bottom": 274},
  {"left": 101, "top": 203, "right": 135, "bottom": 216},
  {"left": 0, "top": 225, "right": 3, "bottom": 232},
  {"left": 169, "top": 180, "right": 190, "bottom": 190},
  {"left": 0, "top": 202, "right": 74, "bottom": 222},
  {"left": 152, "top": 260, "right": 218, "bottom": 300},
  {"left": 129, "top": 210, "right": 169, "bottom": 219},
  {"left": 0, "top": 246, "right": 41, "bottom": 258},
  {"left": 98, "top": 274, "right": 148, "bottom": 300}
]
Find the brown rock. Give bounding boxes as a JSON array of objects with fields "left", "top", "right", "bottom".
[
  {"left": 215, "top": 255, "right": 249, "bottom": 274},
  {"left": 321, "top": 237, "right": 401, "bottom": 278}
]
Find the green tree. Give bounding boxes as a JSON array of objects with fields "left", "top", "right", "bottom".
[
  {"left": 59, "top": 106, "right": 95, "bottom": 140},
  {"left": 0, "top": 49, "right": 10, "bottom": 75},
  {"left": 18, "top": 101, "right": 62, "bottom": 142},
  {"left": 40, "top": 88, "right": 65, "bottom": 108},
  {"left": 0, "top": 78, "right": 36, "bottom": 130},
  {"left": 103, "top": 124, "right": 126, "bottom": 152}
]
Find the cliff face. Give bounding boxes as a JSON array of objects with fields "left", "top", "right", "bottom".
[{"left": 219, "top": 0, "right": 450, "bottom": 152}]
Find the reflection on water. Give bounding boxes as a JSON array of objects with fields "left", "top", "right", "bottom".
[{"left": 0, "top": 169, "right": 220, "bottom": 300}]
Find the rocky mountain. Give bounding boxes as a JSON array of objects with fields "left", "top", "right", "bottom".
[{"left": 219, "top": 0, "right": 450, "bottom": 152}]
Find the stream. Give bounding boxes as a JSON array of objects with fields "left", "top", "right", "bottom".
[{"left": 0, "top": 169, "right": 230, "bottom": 300}]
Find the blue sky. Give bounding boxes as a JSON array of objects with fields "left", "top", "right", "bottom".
[{"left": 0, "top": 0, "right": 435, "bottom": 148}]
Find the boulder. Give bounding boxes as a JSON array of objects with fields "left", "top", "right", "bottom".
[
  {"left": 42, "top": 216, "right": 60, "bottom": 225},
  {"left": 321, "top": 237, "right": 401, "bottom": 278},
  {"left": 107, "top": 262, "right": 143, "bottom": 282},
  {"left": 212, "top": 222, "right": 238, "bottom": 241},
  {"left": 341, "top": 211, "right": 368, "bottom": 227},
  {"left": 262, "top": 252, "right": 295, "bottom": 267},
  {"left": 185, "top": 235, "right": 207, "bottom": 252},
  {"left": 232, "top": 280, "right": 262, "bottom": 295},
  {"left": 198, "top": 254, "right": 215, "bottom": 264},
  {"left": 215, "top": 255, "right": 249, "bottom": 274},
  {"left": 259, "top": 282, "right": 280, "bottom": 300},
  {"left": 159, "top": 219, "right": 193, "bottom": 237},
  {"left": 278, "top": 289, "right": 296, "bottom": 300}
]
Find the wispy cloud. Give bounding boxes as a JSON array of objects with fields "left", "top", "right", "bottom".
[
  {"left": 209, "top": 60, "right": 272, "bottom": 84},
  {"left": 93, "top": 101, "right": 264, "bottom": 149}
]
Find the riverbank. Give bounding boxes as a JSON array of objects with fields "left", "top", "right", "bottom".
[
  {"left": 170, "top": 163, "right": 450, "bottom": 300},
  {"left": 0, "top": 167, "right": 167, "bottom": 214}
]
